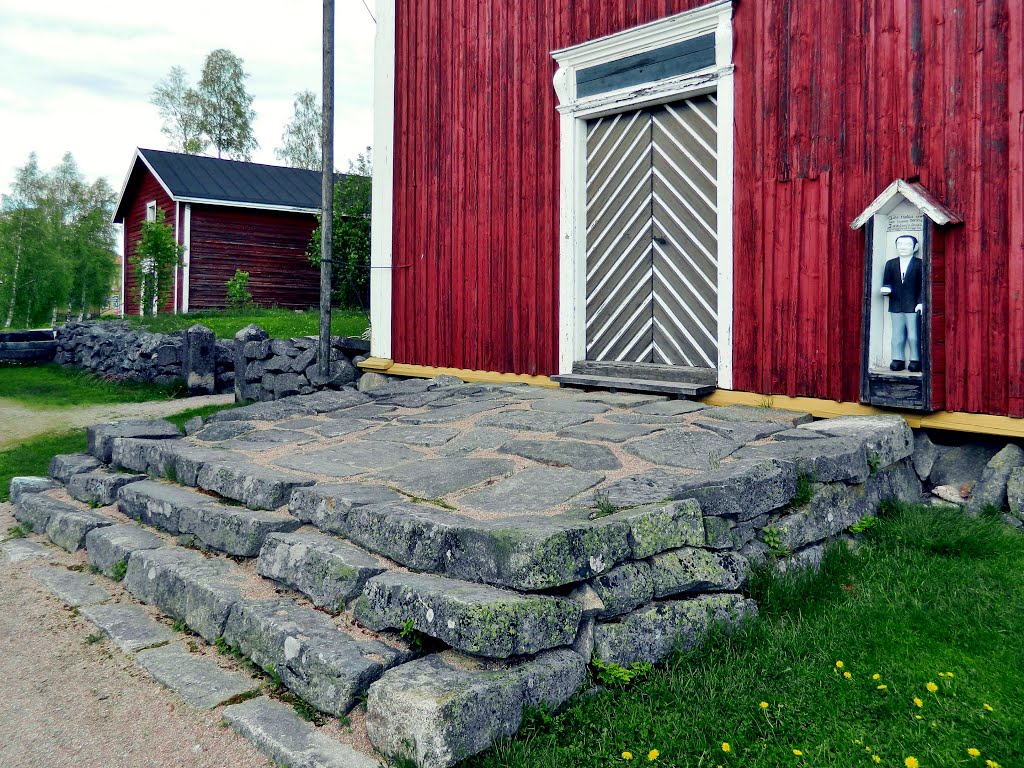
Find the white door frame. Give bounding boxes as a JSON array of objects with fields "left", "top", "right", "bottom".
[{"left": 552, "top": 0, "right": 735, "bottom": 388}]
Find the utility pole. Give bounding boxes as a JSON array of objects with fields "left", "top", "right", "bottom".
[{"left": 318, "top": 0, "right": 335, "bottom": 378}]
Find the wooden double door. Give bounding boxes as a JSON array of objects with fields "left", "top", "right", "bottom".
[{"left": 584, "top": 94, "right": 719, "bottom": 369}]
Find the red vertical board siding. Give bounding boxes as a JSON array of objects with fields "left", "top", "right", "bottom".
[
  {"left": 122, "top": 169, "right": 176, "bottom": 316},
  {"left": 187, "top": 206, "right": 320, "bottom": 311},
  {"left": 391, "top": 0, "right": 1024, "bottom": 417}
]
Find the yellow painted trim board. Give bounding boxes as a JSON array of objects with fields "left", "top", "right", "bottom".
[
  {"left": 356, "top": 359, "right": 559, "bottom": 388},
  {"left": 702, "top": 390, "right": 1024, "bottom": 438}
]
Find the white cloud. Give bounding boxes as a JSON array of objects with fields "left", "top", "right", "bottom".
[{"left": 0, "top": 0, "right": 376, "bottom": 194}]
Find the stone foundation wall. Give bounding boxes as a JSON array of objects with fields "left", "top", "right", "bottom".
[{"left": 232, "top": 323, "right": 369, "bottom": 402}]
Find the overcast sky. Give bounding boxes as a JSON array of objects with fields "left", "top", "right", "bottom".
[{"left": 0, "top": 0, "right": 376, "bottom": 197}]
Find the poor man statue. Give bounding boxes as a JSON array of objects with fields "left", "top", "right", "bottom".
[{"left": 880, "top": 234, "right": 924, "bottom": 372}]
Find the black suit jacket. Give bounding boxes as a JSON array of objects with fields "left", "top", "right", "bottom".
[{"left": 882, "top": 257, "right": 923, "bottom": 313}]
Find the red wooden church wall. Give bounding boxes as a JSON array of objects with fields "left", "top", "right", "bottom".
[{"left": 390, "top": 0, "right": 1024, "bottom": 417}]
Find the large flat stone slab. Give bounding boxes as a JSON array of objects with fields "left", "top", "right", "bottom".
[
  {"left": 80, "top": 603, "right": 176, "bottom": 653},
  {"left": 344, "top": 501, "right": 469, "bottom": 572},
  {"left": 660, "top": 459, "right": 797, "bottom": 522},
  {"left": 195, "top": 459, "right": 315, "bottom": 511},
  {"left": 371, "top": 426, "right": 460, "bottom": 447},
  {"left": 438, "top": 429, "right": 512, "bottom": 456},
  {"left": 111, "top": 439, "right": 231, "bottom": 485},
  {"left": 327, "top": 403, "right": 397, "bottom": 421},
  {"left": 123, "top": 547, "right": 244, "bottom": 642},
  {"left": 573, "top": 392, "right": 665, "bottom": 407},
  {"left": 498, "top": 439, "right": 621, "bottom": 471},
  {"left": 135, "top": 643, "right": 259, "bottom": 709},
  {"left": 624, "top": 429, "right": 742, "bottom": 469},
  {"left": 691, "top": 417, "right": 788, "bottom": 443},
  {"left": 477, "top": 410, "right": 593, "bottom": 433},
  {"left": 87, "top": 419, "right": 181, "bottom": 463},
  {"left": 223, "top": 697, "right": 380, "bottom": 768},
  {"left": 459, "top": 467, "right": 603, "bottom": 515},
  {"left": 119, "top": 479, "right": 216, "bottom": 535},
  {"left": 48, "top": 453, "right": 102, "bottom": 483},
  {"left": 179, "top": 503, "right": 301, "bottom": 558},
  {"left": 557, "top": 422, "right": 663, "bottom": 443},
  {"left": 274, "top": 441, "right": 424, "bottom": 479},
  {"left": 31, "top": 566, "right": 111, "bottom": 607},
  {"left": 86, "top": 523, "right": 165, "bottom": 577},
  {"left": 8, "top": 476, "right": 59, "bottom": 503},
  {"left": 281, "top": 389, "right": 372, "bottom": 414},
  {"left": 365, "top": 649, "right": 586, "bottom": 768},
  {"left": 195, "top": 421, "right": 256, "bottom": 442},
  {"left": 220, "top": 429, "right": 317, "bottom": 451},
  {"left": 356, "top": 572, "right": 582, "bottom": 659},
  {"left": 530, "top": 399, "right": 609, "bottom": 415},
  {"left": 0, "top": 539, "right": 52, "bottom": 563},
  {"left": 288, "top": 483, "right": 403, "bottom": 535},
  {"left": 257, "top": 532, "right": 386, "bottom": 612},
  {"left": 13, "top": 493, "right": 80, "bottom": 533},
  {"left": 374, "top": 457, "right": 515, "bottom": 498},
  {"left": 398, "top": 400, "right": 506, "bottom": 424},
  {"left": 633, "top": 400, "right": 709, "bottom": 415},
  {"left": 205, "top": 400, "right": 313, "bottom": 423},
  {"left": 223, "top": 599, "right": 409, "bottom": 716},
  {"left": 313, "top": 420, "right": 374, "bottom": 438},
  {"left": 593, "top": 594, "right": 755, "bottom": 666},
  {"left": 46, "top": 507, "right": 114, "bottom": 553},
  {"left": 734, "top": 436, "right": 870, "bottom": 483},
  {"left": 700, "top": 405, "right": 812, "bottom": 426},
  {"left": 797, "top": 415, "right": 913, "bottom": 468},
  {"left": 66, "top": 469, "right": 147, "bottom": 507}
]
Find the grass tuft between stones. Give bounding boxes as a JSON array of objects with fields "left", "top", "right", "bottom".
[{"left": 465, "top": 502, "right": 1024, "bottom": 768}]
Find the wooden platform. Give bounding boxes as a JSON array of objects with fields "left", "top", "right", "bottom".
[{"left": 551, "top": 361, "right": 717, "bottom": 398}]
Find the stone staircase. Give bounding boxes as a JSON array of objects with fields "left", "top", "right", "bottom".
[{"left": 6, "top": 381, "right": 923, "bottom": 768}]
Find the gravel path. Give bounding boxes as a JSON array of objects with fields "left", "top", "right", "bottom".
[
  {"left": 0, "top": 395, "right": 234, "bottom": 451},
  {"left": 0, "top": 503, "right": 272, "bottom": 768}
]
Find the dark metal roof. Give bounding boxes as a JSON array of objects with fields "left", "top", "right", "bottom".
[{"left": 113, "top": 148, "right": 340, "bottom": 221}]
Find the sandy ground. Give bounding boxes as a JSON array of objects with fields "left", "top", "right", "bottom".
[
  {"left": 0, "top": 394, "right": 234, "bottom": 451},
  {"left": 0, "top": 503, "right": 273, "bottom": 768}
]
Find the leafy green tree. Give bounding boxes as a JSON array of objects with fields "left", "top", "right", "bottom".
[
  {"left": 197, "top": 49, "right": 258, "bottom": 160},
  {"left": 131, "top": 209, "right": 184, "bottom": 316},
  {"left": 0, "top": 152, "right": 117, "bottom": 328},
  {"left": 150, "top": 66, "right": 208, "bottom": 155},
  {"left": 307, "top": 148, "right": 372, "bottom": 309},
  {"left": 225, "top": 269, "right": 254, "bottom": 310},
  {"left": 275, "top": 90, "right": 322, "bottom": 170}
]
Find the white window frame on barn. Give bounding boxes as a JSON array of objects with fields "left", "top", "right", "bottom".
[
  {"left": 145, "top": 200, "right": 157, "bottom": 222},
  {"left": 551, "top": 0, "right": 736, "bottom": 389}
]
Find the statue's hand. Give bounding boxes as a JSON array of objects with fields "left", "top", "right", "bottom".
[
  {"left": 881, "top": 286, "right": 892, "bottom": 296},
  {"left": 915, "top": 304, "right": 923, "bottom": 314}
]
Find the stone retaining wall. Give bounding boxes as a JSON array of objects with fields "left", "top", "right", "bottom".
[{"left": 232, "top": 323, "right": 369, "bottom": 402}]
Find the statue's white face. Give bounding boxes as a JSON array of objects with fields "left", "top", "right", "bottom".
[{"left": 895, "top": 237, "right": 917, "bottom": 257}]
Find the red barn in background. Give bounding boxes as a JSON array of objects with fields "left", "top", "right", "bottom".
[
  {"left": 366, "top": 0, "right": 1023, "bottom": 428},
  {"left": 112, "top": 149, "right": 324, "bottom": 315}
]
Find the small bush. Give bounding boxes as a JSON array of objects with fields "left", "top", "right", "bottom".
[
  {"left": 225, "top": 269, "right": 254, "bottom": 310},
  {"left": 110, "top": 560, "right": 128, "bottom": 582}
]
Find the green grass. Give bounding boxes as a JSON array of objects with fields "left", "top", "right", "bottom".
[
  {"left": 162, "top": 402, "right": 240, "bottom": 431},
  {"left": 466, "top": 504, "right": 1024, "bottom": 768},
  {"left": 0, "top": 430, "right": 85, "bottom": 502},
  {"left": 0, "top": 363, "right": 184, "bottom": 408},
  {"left": 109, "top": 307, "right": 369, "bottom": 340}
]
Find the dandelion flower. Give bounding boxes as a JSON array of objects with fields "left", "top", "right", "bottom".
[
  {"left": 913, "top": 698, "right": 923, "bottom": 708},
  {"left": 622, "top": 752, "right": 633, "bottom": 761},
  {"left": 854, "top": 740, "right": 863, "bottom": 745},
  {"left": 983, "top": 703, "right": 994, "bottom": 712},
  {"left": 648, "top": 749, "right": 659, "bottom": 761},
  {"left": 866, "top": 747, "right": 873, "bottom": 753},
  {"left": 930, "top": 721, "right": 937, "bottom": 728},
  {"left": 926, "top": 682, "right": 938, "bottom": 693},
  {"left": 877, "top": 684, "right": 888, "bottom": 690},
  {"left": 985, "top": 761, "right": 1000, "bottom": 768},
  {"left": 759, "top": 701, "right": 769, "bottom": 709},
  {"left": 967, "top": 748, "right": 980, "bottom": 757},
  {"left": 836, "top": 661, "right": 844, "bottom": 669},
  {"left": 722, "top": 743, "right": 731, "bottom": 753},
  {"left": 915, "top": 715, "right": 923, "bottom": 720},
  {"left": 793, "top": 749, "right": 803, "bottom": 756},
  {"left": 873, "top": 757, "right": 882, "bottom": 764},
  {"left": 844, "top": 671, "right": 853, "bottom": 680},
  {"left": 872, "top": 674, "right": 881, "bottom": 680},
  {"left": 905, "top": 758, "right": 920, "bottom": 768},
  {"left": 946, "top": 672, "right": 955, "bottom": 678}
]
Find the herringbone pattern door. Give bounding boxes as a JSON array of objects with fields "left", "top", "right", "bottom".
[{"left": 584, "top": 94, "right": 718, "bottom": 368}]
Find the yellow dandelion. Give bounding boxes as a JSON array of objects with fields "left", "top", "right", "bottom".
[
  {"left": 836, "top": 661, "right": 844, "bottom": 669},
  {"left": 844, "top": 671, "right": 853, "bottom": 680},
  {"left": 915, "top": 715, "right": 923, "bottom": 720},
  {"left": 648, "top": 749, "right": 659, "bottom": 762},
  {"left": 930, "top": 721, "right": 937, "bottom": 728},
  {"left": 854, "top": 740, "right": 863, "bottom": 745},
  {"left": 873, "top": 758, "right": 882, "bottom": 765},
  {"left": 946, "top": 672, "right": 955, "bottom": 678},
  {"left": 905, "top": 757, "right": 920, "bottom": 768},
  {"left": 926, "top": 682, "right": 938, "bottom": 693},
  {"left": 793, "top": 749, "right": 803, "bottom": 757},
  {"left": 622, "top": 752, "right": 633, "bottom": 761},
  {"left": 866, "top": 746, "right": 872, "bottom": 753},
  {"left": 913, "top": 698, "right": 923, "bottom": 708},
  {"left": 983, "top": 703, "right": 994, "bottom": 712},
  {"left": 986, "top": 762, "right": 1000, "bottom": 768},
  {"left": 967, "top": 748, "right": 981, "bottom": 757},
  {"left": 872, "top": 674, "right": 881, "bottom": 680},
  {"left": 877, "top": 684, "right": 888, "bottom": 690},
  {"left": 759, "top": 701, "right": 769, "bottom": 709},
  {"left": 722, "top": 743, "right": 732, "bottom": 753}
]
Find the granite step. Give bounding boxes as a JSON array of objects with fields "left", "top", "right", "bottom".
[
  {"left": 355, "top": 571, "right": 582, "bottom": 659},
  {"left": 222, "top": 598, "right": 414, "bottom": 716},
  {"left": 47, "top": 452, "right": 102, "bottom": 483},
  {"left": 85, "top": 523, "right": 166, "bottom": 578},
  {"left": 550, "top": 373, "right": 715, "bottom": 398},
  {"left": 66, "top": 469, "right": 147, "bottom": 507},
  {"left": 256, "top": 531, "right": 387, "bottom": 614},
  {"left": 118, "top": 479, "right": 300, "bottom": 557},
  {"left": 365, "top": 649, "right": 586, "bottom": 768},
  {"left": 13, "top": 492, "right": 114, "bottom": 552}
]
